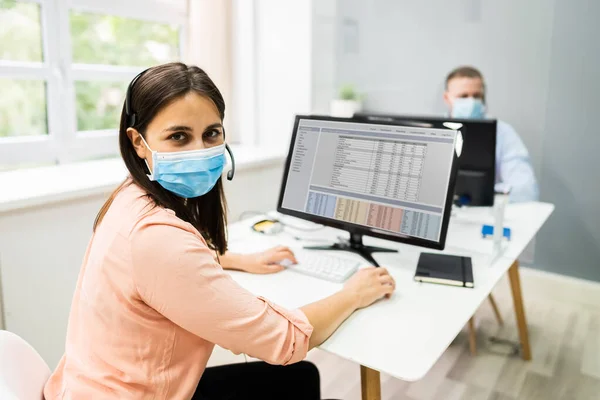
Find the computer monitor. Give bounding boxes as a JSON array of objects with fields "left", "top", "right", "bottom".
[
  {"left": 354, "top": 112, "right": 497, "bottom": 206},
  {"left": 277, "top": 115, "right": 460, "bottom": 266}
]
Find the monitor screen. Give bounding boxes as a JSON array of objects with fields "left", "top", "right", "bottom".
[
  {"left": 278, "top": 115, "right": 460, "bottom": 249},
  {"left": 354, "top": 112, "right": 497, "bottom": 206}
]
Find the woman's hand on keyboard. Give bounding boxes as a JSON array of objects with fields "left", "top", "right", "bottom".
[
  {"left": 343, "top": 267, "right": 396, "bottom": 309},
  {"left": 239, "top": 246, "right": 298, "bottom": 274}
]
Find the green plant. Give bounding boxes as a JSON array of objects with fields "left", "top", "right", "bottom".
[{"left": 339, "top": 84, "right": 359, "bottom": 101}]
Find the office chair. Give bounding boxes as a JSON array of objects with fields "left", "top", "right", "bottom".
[{"left": 0, "top": 330, "right": 50, "bottom": 400}]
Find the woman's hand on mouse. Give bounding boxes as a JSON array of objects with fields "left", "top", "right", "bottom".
[
  {"left": 300, "top": 266, "right": 396, "bottom": 349},
  {"left": 343, "top": 267, "right": 396, "bottom": 309},
  {"left": 224, "top": 246, "right": 297, "bottom": 274}
]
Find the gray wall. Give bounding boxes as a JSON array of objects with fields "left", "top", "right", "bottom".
[
  {"left": 536, "top": 0, "right": 600, "bottom": 281},
  {"left": 312, "top": 0, "right": 600, "bottom": 281}
]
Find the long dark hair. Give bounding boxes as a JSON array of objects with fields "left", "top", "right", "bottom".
[{"left": 94, "top": 62, "right": 228, "bottom": 254}]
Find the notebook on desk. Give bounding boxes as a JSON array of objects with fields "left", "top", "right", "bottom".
[{"left": 414, "top": 253, "right": 474, "bottom": 288}]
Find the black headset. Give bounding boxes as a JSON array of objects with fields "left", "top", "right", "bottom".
[{"left": 125, "top": 68, "right": 236, "bottom": 181}]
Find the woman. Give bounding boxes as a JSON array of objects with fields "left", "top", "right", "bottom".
[{"left": 44, "top": 62, "right": 395, "bottom": 400}]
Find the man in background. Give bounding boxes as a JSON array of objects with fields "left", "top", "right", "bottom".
[{"left": 444, "top": 66, "right": 539, "bottom": 202}]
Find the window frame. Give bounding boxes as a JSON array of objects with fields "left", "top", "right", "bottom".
[{"left": 0, "top": 0, "right": 187, "bottom": 167}]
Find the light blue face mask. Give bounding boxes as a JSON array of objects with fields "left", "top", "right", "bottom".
[
  {"left": 141, "top": 136, "right": 226, "bottom": 198},
  {"left": 451, "top": 97, "right": 486, "bottom": 119}
]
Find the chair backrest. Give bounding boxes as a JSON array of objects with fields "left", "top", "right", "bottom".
[{"left": 0, "top": 330, "right": 51, "bottom": 400}]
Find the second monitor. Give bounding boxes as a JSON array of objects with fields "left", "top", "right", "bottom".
[
  {"left": 277, "top": 115, "right": 460, "bottom": 266},
  {"left": 355, "top": 112, "right": 497, "bottom": 206}
]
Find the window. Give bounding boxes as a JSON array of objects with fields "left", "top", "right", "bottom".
[
  {"left": 0, "top": 2, "right": 45, "bottom": 140},
  {"left": 0, "top": 0, "right": 187, "bottom": 169}
]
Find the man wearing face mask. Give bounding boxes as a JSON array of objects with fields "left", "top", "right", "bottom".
[{"left": 444, "top": 66, "right": 539, "bottom": 202}]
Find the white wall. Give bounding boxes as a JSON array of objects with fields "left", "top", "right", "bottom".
[
  {"left": 311, "top": 0, "right": 338, "bottom": 114},
  {"left": 0, "top": 197, "right": 104, "bottom": 369},
  {"left": 314, "top": 0, "right": 600, "bottom": 282},
  {"left": 255, "top": 0, "right": 313, "bottom": 150},
  {"left": 0, "top": 163, "right": 284, "bottom": 368}
]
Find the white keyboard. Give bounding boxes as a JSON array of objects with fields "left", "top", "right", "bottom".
[{"left": 283, "top": 252, "right": 360, "bottom": 283}]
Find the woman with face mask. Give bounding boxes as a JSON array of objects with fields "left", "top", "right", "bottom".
[{"left": 44, "top": 63, "right": 396, "bottom": 400}]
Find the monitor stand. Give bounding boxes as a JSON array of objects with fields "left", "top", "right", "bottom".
[{"left": 303, "top": 233, "right": 397, "bottom": 267}]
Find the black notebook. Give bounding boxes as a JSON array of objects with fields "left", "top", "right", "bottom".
[{"left": 414, "top": 253, "right": 474, "bottom": 288}]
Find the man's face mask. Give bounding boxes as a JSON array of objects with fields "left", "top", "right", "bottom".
[{"left": 451, "top": 97, "right": 486, "bottom": 119}]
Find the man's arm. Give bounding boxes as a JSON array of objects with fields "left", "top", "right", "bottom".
[{"left": 497, "top": 121, "right": 539, "bottom": 202}]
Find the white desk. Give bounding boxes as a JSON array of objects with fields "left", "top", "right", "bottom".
[
  {"left": 226, "top": 202, "right": 554, "bottom": 400},
  {"left": 446, "top": 202, "right": 554, "bottom": 260}
]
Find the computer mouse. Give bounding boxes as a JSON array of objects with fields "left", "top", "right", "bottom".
[{"left": 279, "top": 258, "right": 295, "bottom": 267}]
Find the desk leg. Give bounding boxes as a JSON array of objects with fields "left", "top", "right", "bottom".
[
  {"left": 488, "top": 294, "right": 504, "bottom": 326},
  {"left": 468, "top": 317, "right": 477, "bottom": 356},
  {"left": 360, "top": 365, "right": 381, "bottom": 400},
  {"left": 508, "top": 260, "right": 532, "bottom": 360}
]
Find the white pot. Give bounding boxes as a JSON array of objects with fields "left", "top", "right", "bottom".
[{"left": 330, "top": 99, "right": 362, "bottom": 118}]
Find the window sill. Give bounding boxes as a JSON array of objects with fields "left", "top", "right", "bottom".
[{"left": 0, "top": 145, "right": 286, "bottom": 214}]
